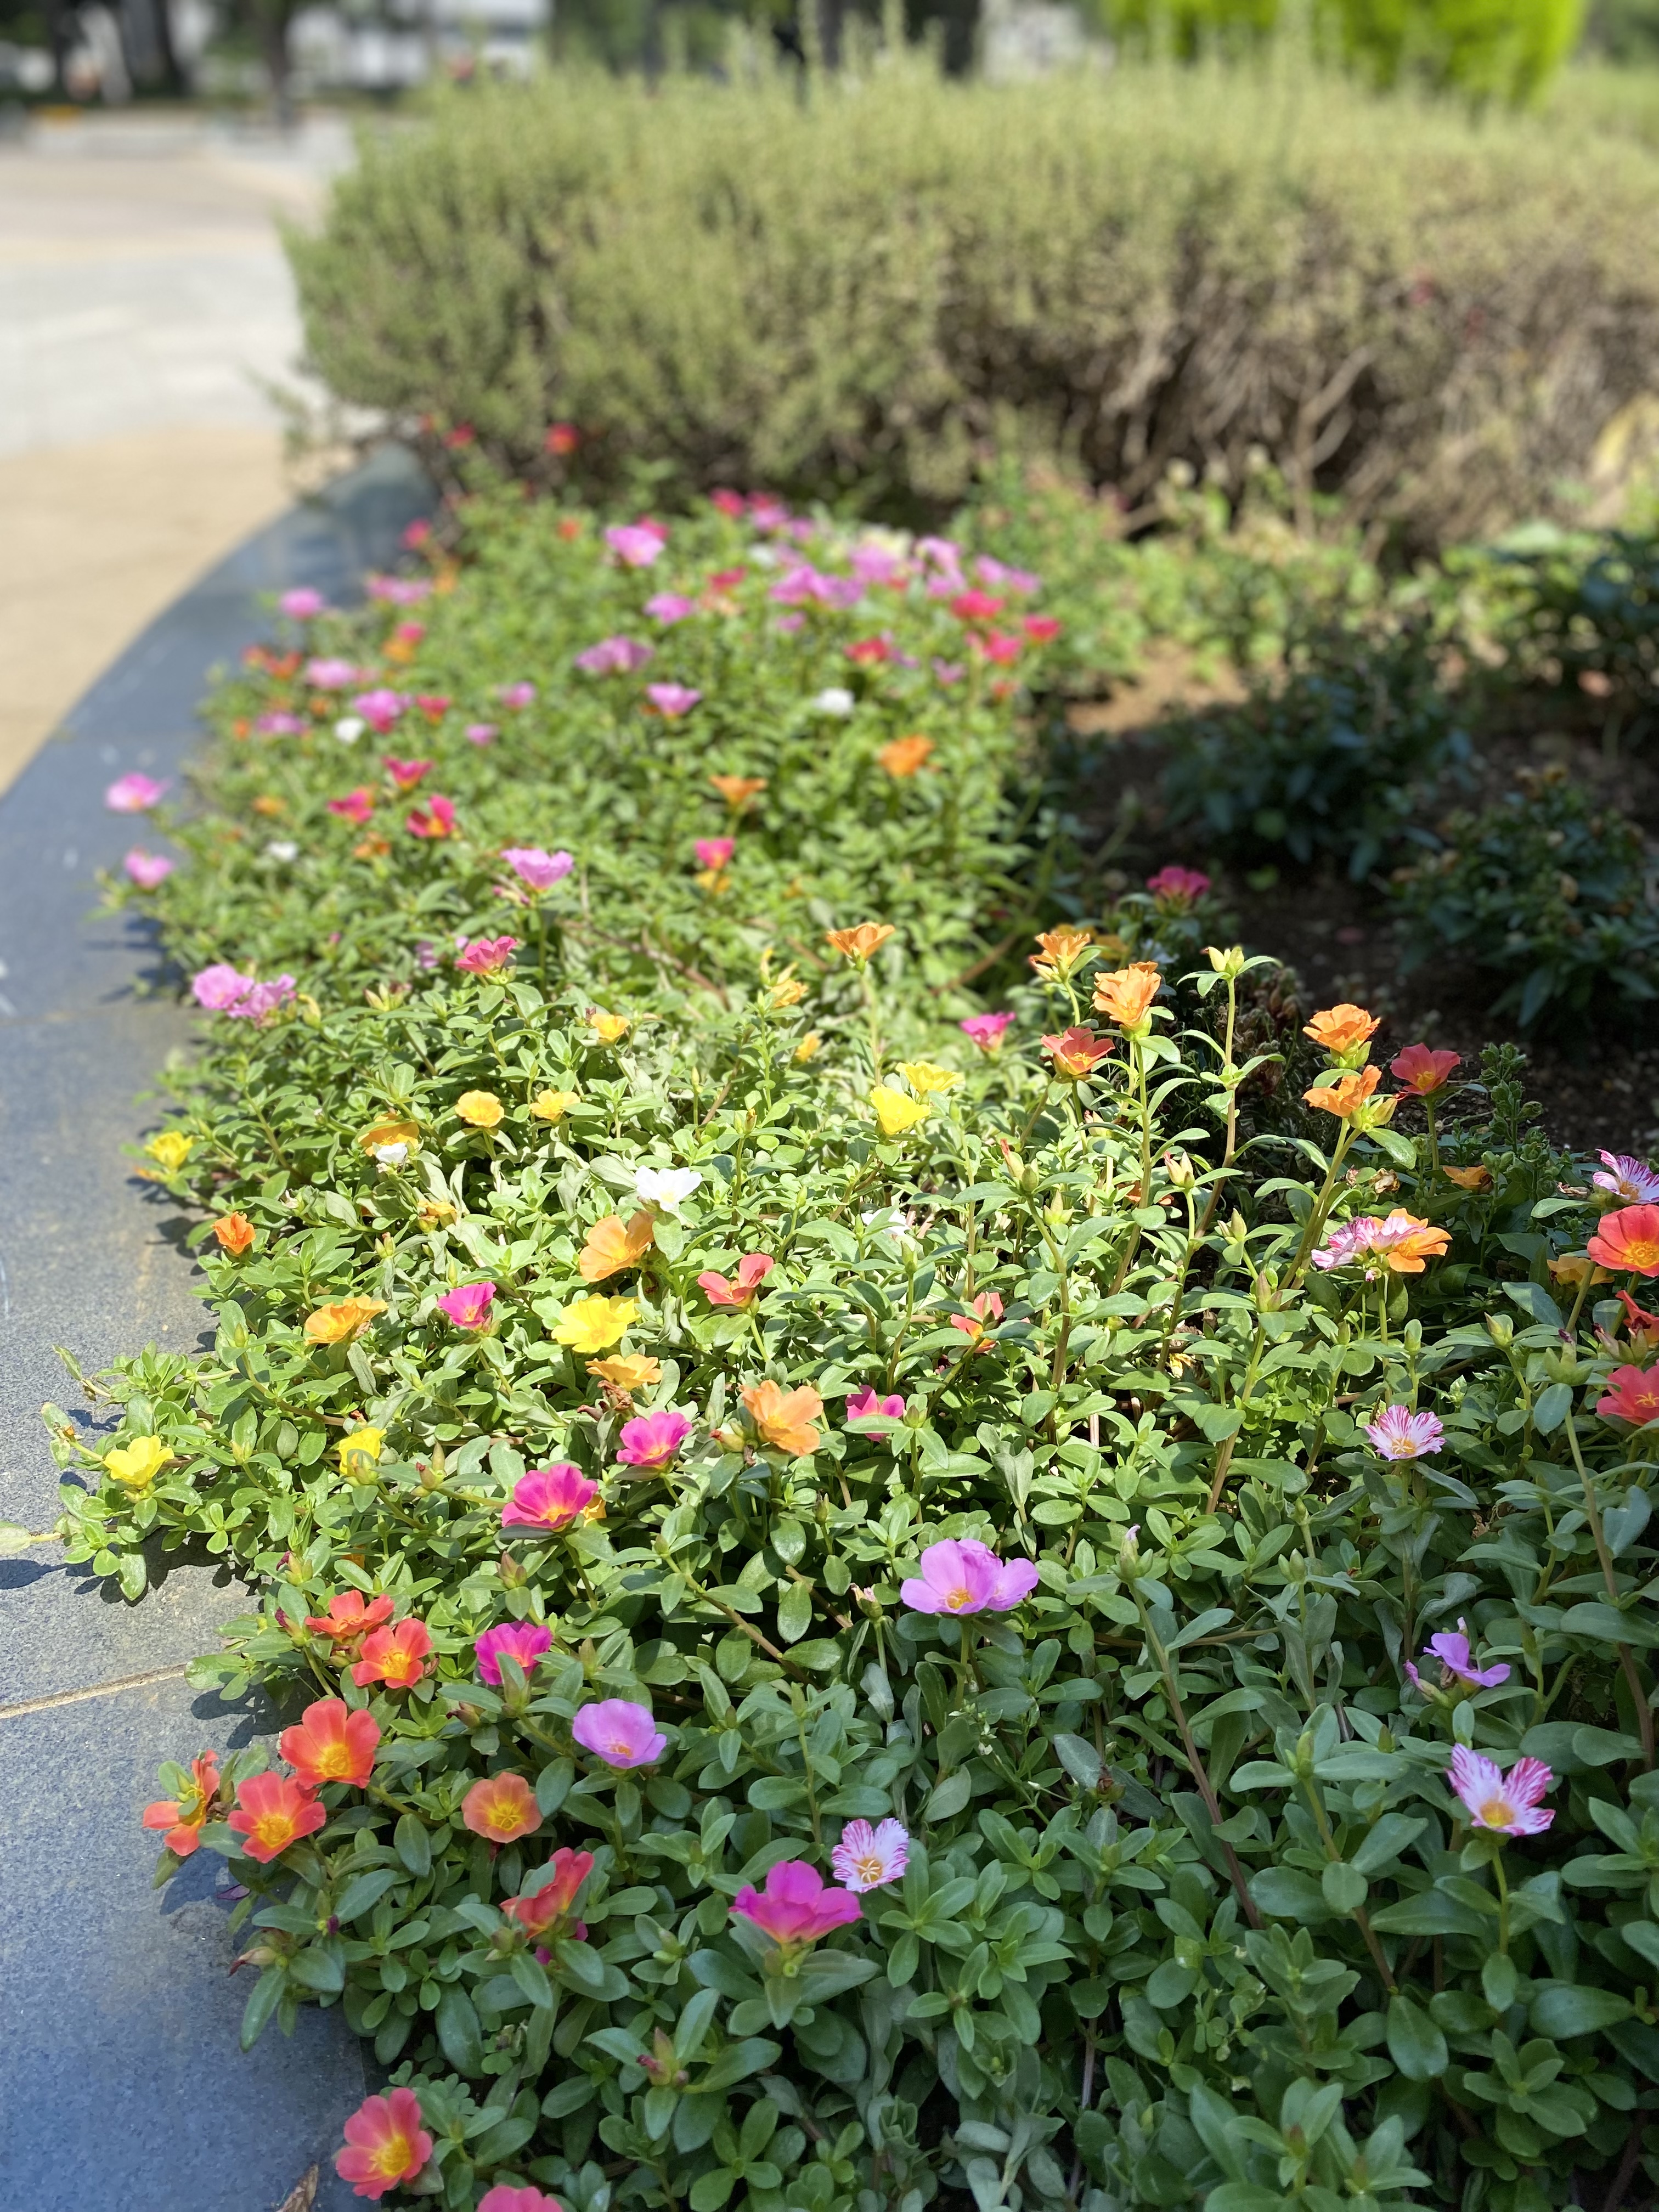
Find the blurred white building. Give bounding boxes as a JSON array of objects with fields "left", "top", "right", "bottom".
[{"left": 288, "top": 0, "right": 550, "bottom": 91}]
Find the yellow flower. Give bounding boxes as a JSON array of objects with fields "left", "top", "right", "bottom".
[
  {"left": 768, "top": 974, "right": 806, "bottom": 1009},
  {"left": 337, "top": 1425, "right": 385, "bottom": 1474},
  {"left": 145, "top": 1131, "right": 193, "bottom": 1172},
  {"left": 418, "top": 1199, "right": 458, "bottom": 1227},
  {"left": 530, "top": 1090, "right": 580, "bottom": 1124},
  {"left": 871, "top": 1085, "right": 930, "bottom": 1138},
  {"left": 359, "top": 1116, "right": 419, "bottom": 1155},
  {"left": 105, "top": 1436, "right": 174, "bottom": 1491},
  {"left": 793, "top": 1032, "right": 822, "bottom": 1064},
  {"left": 455, "top": 1090, "right": 504, "bottom": 1129},
  {"left": 587, "top": 1353, "right": 662, "bottom": 1397},
  {"left": 304, "top": 1296, "right": 387, "bottom": 1345},
  {"left": 554, "top": 1294, "right": 641, "bottom": 1355},
  {"left": 587, "top": 1008, "right": 630, "bottom": 1045},
  {"left": 896, "top": 1060, "right": 961, "bottom": 1095}
]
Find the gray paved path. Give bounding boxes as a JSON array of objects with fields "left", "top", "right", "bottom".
[{"left": 0, "top": 445, "right": 431, "bottom": 2211}]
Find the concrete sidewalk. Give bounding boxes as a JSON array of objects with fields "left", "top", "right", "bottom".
[{"left": 0, "top": 445, "right": 431, "bottom": 2212}]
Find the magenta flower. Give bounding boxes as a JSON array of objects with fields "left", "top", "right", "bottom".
[
  {"left": 498, "top": 682, "right": 538, "bottom": 710},
  {"left": 367, "top": 575, "right": 431, "bottom": 605},
  {"left": 1146, "top": 865, "right": 1211, "bottom": 906},
  {"left": 1447, "top": 1745, "right": 1555, "bottom": 1838},
  {"left": 646, "top": 683, "right": 701, "bottom": 718},
  {"left": 192, "top": 962, "right": 253, "bottom": 1011},
  {"left": 465, "top": 723, "right": 498, "bottom": 746},
  {"left": 1365, "top": 1405, "right": 1445, "bottom": 1460},
  {"left": 1404, "top": 1620, "right": 1510, "bottom": 1695},
  {"left": 350, "top": 688, "right": 407, "bottom": 733},
  {"left": 574, "top": 635, "right": 654, "bottom": 676},
  {"left": 456, "top": 936, "right": 520, "bottom": 975},
  {"left": 616, "top": 1409, "right": 692, "bottom": 1471},
  {"left": 305, "top": 657, "right": 360, "bottom": 689},
  {"left": 960, "top": 1011, "right": 1015, "bottom": 1053},
  {"left": 230, "top": 975, "right": 296, "bottom": 1023},
  {"left": 124, "top": 850, "right": 174, "bottom": 889},
  {"left": 475, "top": 1621, "right": 554, "bottom": 1687},
  {"left": 695, "top": 838, "right": 735, "bottom": 871},
  {"left": 255, "top": 712, "right": 306, "bottom": 736},
  {"left": 646, "top": 592, "right": 698, "bottom": 623},
  {"left": 847, "top": 1386, "right": 905, "bottom": 1423},
  {"left": 900, "top": 1538, "right": 1039, "bottom": 1615},
  {"left": 731, "top": 1861, "right": 861, "bottom": 1946},
  {"left": 437, "top": 1282, "right": 495, "bottom": 1331},
  {"left": 328, "top": 788, "right": 375, "bottom": 823},
  {"left": 1595, "top": 1152, "right": 1659, "bottom": 1205},
  {"left": 279, "top": 587, "right": 326, "bottom": 619},
  {"left": 830, "top": 1818, "right": 910, "bottom": 1892},
  {"left": 105, "top": 772, "right": 166, "bottom": 813},
  {"left": 501, "top": 847, "right": 575, "bottom": 893},
  {"left": 975, "top": 555, "right": 1040, "bottom": 593},
  {"left": 605, "top": 522, "right": 668, "bottom": 568},
  {"left": 501, "top": 1462, "right": 597, "bottom": 1533},
  {"left": 572, "top": 1699, "right": 667, "bottom": 1768}
]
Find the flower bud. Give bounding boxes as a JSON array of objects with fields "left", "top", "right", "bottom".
[
  {"left": 1485, "top": 1313, "right": 1514, "bottom": 1350},
  {"left": 499, "top": 1549, "right": 529, "bottom": 1589},
  {"left": 1205, "top": 944, "right": 1247, "bottom": 980},
  {"left": 1163, "top": 1149, "right": 1196, "bottom": 1191}
]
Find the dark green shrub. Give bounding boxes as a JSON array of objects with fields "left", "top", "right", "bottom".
[{"left": 1492, "top": 528, "right": 1659, "bottom": 723}]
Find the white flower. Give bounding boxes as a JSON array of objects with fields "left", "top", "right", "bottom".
[
  {"left": 373, "top": 1142, "right": 410, "bottom": 1168},
  {"left": 635, "top": 1164, "right": 703, "bottom": 1214},
  {"left": 334, "top": 716, "right": 365, "bottom": 744},
  {"left": 812, "top": 686, "right": 856, "bottom": 716},
  {"left": 264, "top": 840, "right": 298, "bottom": 862}
]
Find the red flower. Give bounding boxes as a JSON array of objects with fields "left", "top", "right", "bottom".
[
  {"left": 950, "top": 590, "right": 1004, "bottom": 621},
  {"left": 304, "top": 1590, "right": 395, "bottom": 1644},
  {"left": 228, "top": 1771, "right": 325, "bottom": 1862},
  {"left": 279, "top": 1698, "right": 381, "bottom": 1788},
  {"left": 1022, "top": 615, "right": 1062, "bottom": 644},
  {"left": 546, "top": 422, "right": 580, "bottom": 455},
  {"left": 979, "top": 631, "right": 1024, "bottom": 665},
  {"left": 501, "top": 1846, "right": 594, "bottom": 1936},
  {"left": 1589, "top": 1204, "right": 1659, "bottom": 1278},
  {"left": 407, "top": 794, "right": 455, "bottom": 839},
  {"left": 351, "top": 1617, "right": 433, "bottom": 1689},
  {"left": 845, "top": 638, "right": 891, "bottom": 664},
  {"left": 1390, "top": 1043, "right": 1460, "bottom": 1097}
]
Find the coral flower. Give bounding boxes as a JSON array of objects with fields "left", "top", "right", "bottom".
[
  {"left": 1589, "top": 1204, "right": 1659, "bottom": 1277},
  {"left": 847, "top": 1386, "right": 906, "bottom": 1421},
  {"left": 106, "top": 771, "right": 167, "bottom": 812},
  {"left": 617, "top": 1409, "right": 693, "bottom": 1470},
  {"left": 710, "top": 774, "right": 767, "bottom": 808},
  {"left": 351, "top": 1618, "right": 433, "bottom": 1689},
  {"left": 501, "top": 1847, "right": 594, "bottom": 1936},
  {"left": 1391, "top": 1044, "right": 1460, "bottom": 1096},
  {"left": 825, "top": 922, "right": 895, "bottom": 965},
  {"left": 105, "top": 1435, "right": 174, "bottom": 1490},
  {"left": 645, "top": 683, "right": 702, "bottom": 717},
  {"left": 1447, "top": 1746, "right": 1555, "bottom": 1838},
  {"left": 579, "top": 1211, "right": 656, "bottom": 1282},
  {"left": 124, "top": 849, "right": 175, "bottom": 888},
  {"left": 304, "top": 1591, "right": 395, "bottom": 1642},
  {"left": 1042, "top": 1025, "right": 1113, "bottom": 1081},
  {"left": 142, "top": 1750, "right": 221, "bottom": 1858},
  {"left": 695, "top": 837, "right": 735, "bottom": 871},
  {"left": 1029, "top": 925, "right": 1094, "bottom": 983},
  {"left": 212, "top": 1211, "right": 256, "bottom": 1255},
  {"left": 553, "top": 1294, "right": 640, "bottom": 1353},
  {"left": 475, "top": 1621, "right": 554, "bottom": 1686},
  {"left": 878, "top": 734, "right": 935, "bottom": 778},
  {"left": 1093, "top": 962, "right": 1162, "bottom": 1032},
  {"left": 456, "top": 936, "right": 520, "bottom": 975},
  {"left": 455, "top": 1090, "right": 505, "bottom": 1128},
  {"left": 1305, "top": 1003, "right": 1380, "bottom": 1058},
  {"left": 228, "top": 1771, "right": 325, "bottom": 1863},
  {"left": 960, "top": 1011, "right": 1015, "bottom": 1052},
  {"left": 1364, "top": 1405, "right": 1445, "bottom": 1459},
  {"left": 279, "top": 1699, "right": 381, "bottom": 1788},
  {"left": 1443, "top": 1163, "right": 1493, "bottom": 1192},
  {"left": 950, "top": 1290, "right": 1005, "bottom": 1345},
  {"left": 1619, "top": 1289, "right": 1659, "bottom": 1348},
  {"left": 381, "top": 755, "right": 432, "bottom": 790},
  {"left": 1145, "top": 865, "right": 1210, "bottom": 906},
  {"left": 328, "top": 788, "right": 376, "bottom": 824},
  {"left": 831, "top": 1817, "right": 910, "bottom": 1892},
  {"left": 572, "top": 1699, "right": 668, "bottom": 1768},
  {"left": 1404, "top": 1621, "right": 1510, "bottom": 1695},
  {"left": 501, "top": 846, "right": 574, "bottom": 893},
  {"left": 588, "top": 1353, "right": 662, "bottom": 1397},
  {"left": 1598, "top": 1365, "right": 1659, "bottom": 1425},
  {"left": 336, "top": 2087, "right": 433, "bottom": 2200},
  {"left": 586, "top": 1007, "right": 631, "bottom": 1045},
  {"left": 1594, "top": 1153, "right": 1659, "bottom": 1206},
  {"left": 699, "top": 1252, "right": 775, "bottom": 1308},
  {"left": 407, "top": 794, "right": 455, "bottom": 838},
  {"left": 437, "top": 1281, "right": 495, "bottom": 1330},
  {"left": 742, "top": 1379, "right": 824, "bottom": 1457},
  {"left": 900, "top": 1537, "right": 1039, "bottom": 1615},
  {"left": 1304, "top": 1065, "right": 1385, "bottom": 1120},
  {"left": 502, "top": 1463, "right": 599, "bottom": 1532},
  {"left": 731, "top": 1861, "right": 861, "bottom": 1946}
]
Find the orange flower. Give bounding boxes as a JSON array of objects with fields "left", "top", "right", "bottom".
[
  {"left": 1379, "top": 1216, "right": 1452, "bottom": 1274},
  {"left": 1550, "top": 1252, "right": 1612, "bottom": 1289},
  {"left": 353, "top": 833, "right": 392, "bottom": 860},
  {"left": 1029, "top": 926, "right": 1094, "bottom": 984},
  {"left": 1042, "top": 1025, "right": 1113, "bottom": 1081},
  {"left": 304, "top": 1590, "right": 395, "bottom": 1644},
  {"left": 1391, "top": 1044, "right": 1460, "bottom": 1097},
  {"left": 1589, "top": 1203, "right": 1659, "bottom": 1277},
  {"left": 212, "top": 1212, "right": 256, "bottom": 1256},
  {"left": 579, "top": 1210, "right": 656, "bottom": 1282},
  {"left": 142, "top": 1750, "right": 222, "bottom": 1858},
  {"left": 228, "top": 1771, "right": 325, "bottom": 1863},
  {"left": 279, "top": 1698, "right": 381, "bottom": 1788},
  {"left": 825, "top": 922, "right": 895, "bottom": 965},
  {"left": 351, "top": 1617, "right": 433, "bottom": 1689},
  {"left": 462, "top": 1771, "right": 542, "bottom": 1845},
  {"left": 1303, "top": 1065, "right": 1384, "bottom": 1120},
  {"left": 1092, "top": 962, "right": 1162, "bottom": 1032},
  {"left": 1304, "top": 1004, "right": 1380, "bottom": 1063},
  {"left": 304, "top": 1296, "right": 386, "bottom": 1346},
  {"left": 877, "top": 733, "right": 934, "bottom": 778},
  {"left": 742, "top": 1380, "right": 823, "bottom": 1458},
  {"left": 1443, "top": 1164, "right": 1492, "bottom": 1192},
  {"left": 710, "top": 774, "right": 766, "bottom": 809},
  {"left": 586, "top": 1353, "right": 663, "bottom": 1401}
]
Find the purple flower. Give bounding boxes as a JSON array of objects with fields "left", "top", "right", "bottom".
[
  {"left": 475, "top": 1621, "right": 553, "bottom": 1686},
  {"left": 574, "top": 636, "right": 654, "bottom": 676},
  {"left": 498, "top": 681, "right": 538, "bottom": 709},
  {"left": 572, "top": 1699, "right": 667, "bottom": 1769},
  {"left": 645, "top": 593, "right": 698, "bottom": 624},
  {"left": 830, "top": 1817, "right": 910, "bottom": 1892},
  {"left": 1448, "top": 1746, "right": 1555, "bottom": 1838},
  {"left": 304, "top": 657, "right": 361, "bottom": 689},
  {"left": 605, "top": 523, "right": 668, "bottom": 568},
  {"left": 1404, "top": 1619, "right": 1510, "bottom": 1695},
  {"left": 501, "top": 847, "right": 574, "bottom": 893},
  {"left": 124, "top": 850, "right": 174, "bottom": 889},
  {"left": 465, "top": 722, "right": 498, "bottom": 746},
  {"left": 900, "top": 1538, "right": 1039, "bottom": 1615},
  {"left": 280, "top": 588, "right": 327, "bottom": 619},
  {"left": 1364, "top": 1405, "right": 1445, "bottom": 1461},
  {"left": 850, "top": 545, "right": 905, "bottom": 586},
  {"left": 1595, "top": 1152, "right": 1659, "bottom": 1205},
  {"left": 437, "top": 1282, "right": 495, "bottom": 1331},
  {"left": 105, "top": 772, "right": 167, "bottom": 813},
  {"left": 646, "top": 683, "right": 701, "bottom": 718},
  {"left": 847, "top": 1385, "right": 905, "bottom": 1423}
]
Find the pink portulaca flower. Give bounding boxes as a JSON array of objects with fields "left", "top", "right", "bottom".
[
  {"left": 437, "top": 1282, "right": 495, "bottom": 1331},
  {"left": 501, "top": 847, "right": 574, "bottom": 893},
  {"left": 577, "top": 637, "right": 653, "bottom": 678},
  {"left": 975, "top": 555, "right": 1040, "bottom": 592},
  {"left": 1448, "top": 1745, "right": 1555, "bottom": 1838},
  {"left": 933, "top": 659, "right": 965, "bottom": 686},
  {"left": 456, "top": 936, "right": 520, "bottom": 975},
  {"left": 695, "top": 838, "right": 735, "bottom": 871},
  {"left": 306, "top": 656, "right": 360, "bottom": 689},
  {"left": 477, "top": 2188, "right": 564, "bottom": 2212},
  {"left": 350, "top": 689, "right": 407, "bottom": 734},
  {"left": 499, "top": 681, "right": 538, "bottom": 709},
  {"left": 193, "top": 962, "right": 253, "bottom": 1011},
  {"left": 475, "top": 1621, "right": 553, "bottom": 1686},
  {"left": 646, "top": 592, "right": 698, "bottom": 623},
  {"left": 960, "top": 1011, "right": 1015, "bottom": 1053},
  {"left": 502, "top": 1463, "right": 596, "bottom": 1533},
  {"left": 328, "top": 788, "right": 375, "bottom": 824},
  {"left": 280, "top": 587, "right": 327, "bottom": 619},
  {"left": 573, "top": 1698, "right": 667, "bottom": 1768},
  {"left": 1405, "top": 1620, "right": 1510, "bottom": 1696},
  {"left": 367, "top": 575, "right": 431, "bottom": 605},
  {"left": 1595, "top": 1151, "right": 1659, "bottom": 1206},
  {"left": 646, "top": 683, "right": 701, "bottom": 718},
  {"left": 255, "top": 712, "right": 306, "bottom": 736},
  {"left": 1145, "top": 864, "right": 1211, "bottom": 906},
  {"left": 731, "top": 1860, "right": 861, "bottom": 1946},
  {"left": 605, "top": 522, "right": 668, "bottom": 568},
  {"left": 105, "top": 772, "right": 167, "bottom": 813},
  {"left": 407, "top": 794, "right": 456, "bottom": 840},
  {"left": 231, "top": 975, "right": 296, "bottom": 1023},
  {"left": 847, "top": 1386, "right": 906, "bottom": 1423},
  {"left": 1365, "top": 1405, "right": 1445, "bottom": 1460},
  {"left": 900, "top": 1538, "right": 1039, "bottom": 1615},
  {"left": 831, "top": 1817, "right": 910, "bottom": 1893},
  {"left": 616, "top": 1409, "right": 692, "bottom": 1471},
  {"left": 124, "top": 850, "right": 174, "bottom": 889},
  {"left": 466, "top": 722, "right": 498, "bottom": 746}
]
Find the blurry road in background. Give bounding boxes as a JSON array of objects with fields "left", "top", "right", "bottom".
[{"left": 0, "top": 113, "right": 352, "bottom": 789}]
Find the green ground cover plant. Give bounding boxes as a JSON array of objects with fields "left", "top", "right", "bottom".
[{"left": 40, "top": 490, "right": 1659, "bottom": 2210}]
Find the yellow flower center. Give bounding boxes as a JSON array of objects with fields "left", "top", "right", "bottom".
[
  {"left": 853, "top": 1852, "right": 885, "bottom": 1884},
  {"left": 944, "top": 1588, "right": 970, "bottom": 1611},
  {"left": 371, "top": 2133, "right": 414, "bottom": 2181},
  {"left": 1479, "top": 1796, "right": 1514, "bottom": 1829},
  {"left": 318, "top": 1742, "right": 356, "bottom": 1778},
  {"left": 253, "top": 1812, "right": 296, "bottom": 1849},
  {"left": 1627, "top": 1239, "right": 1659, "bottom": 1268}
]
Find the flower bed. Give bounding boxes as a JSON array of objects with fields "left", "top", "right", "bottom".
[{"left": 42, "top": 489, "right": 1659, "bottom": 2210}]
